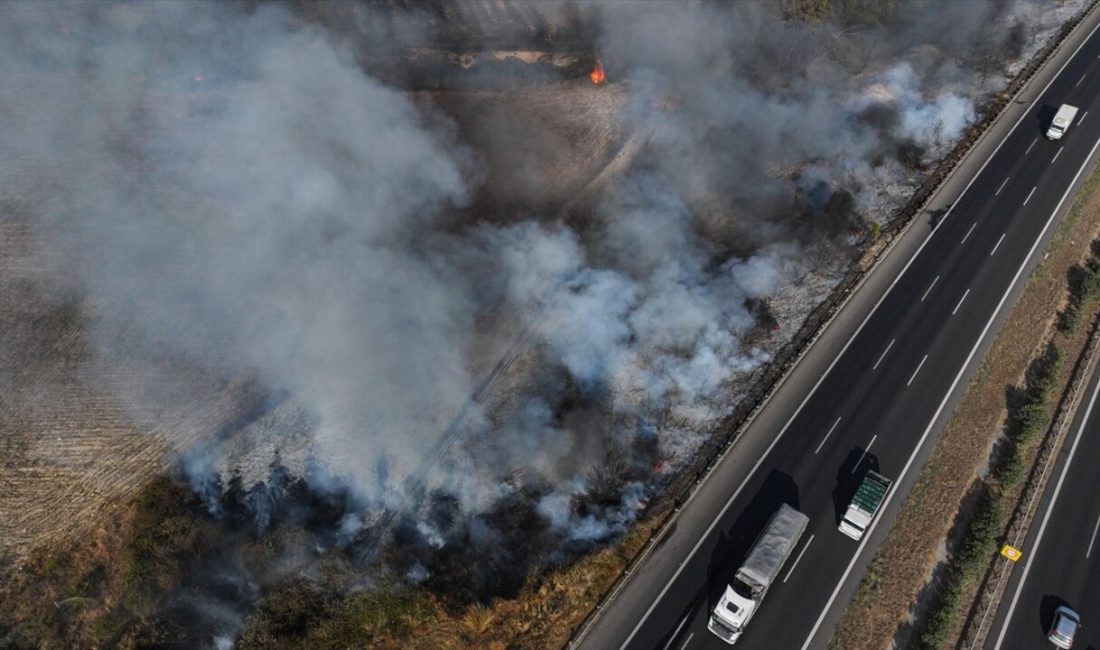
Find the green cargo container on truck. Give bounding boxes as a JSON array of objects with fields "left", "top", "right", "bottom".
[{"left": 838, "top": 470, "right": 892, "bottom": 541}]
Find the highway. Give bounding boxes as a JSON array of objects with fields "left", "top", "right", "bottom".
[
  {"left": 575, "top": 10, "right": 1100, "bottom": 650},
  {"left": 986, "top": 357, "right": 1100, "bottom": 650}
]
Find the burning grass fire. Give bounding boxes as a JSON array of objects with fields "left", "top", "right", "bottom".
[
  {"left": 590, "top": 58, "right": 607, "bottom": 85},
  {"left": 0, "top": 0, "right": 1089, "bottom": 647}
]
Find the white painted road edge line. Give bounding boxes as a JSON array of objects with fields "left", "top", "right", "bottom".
[
  {"left": 961, "top": 221, "right": 978, "bottom": 244},
  {"left": 617, "top": 19, "right": 1100, "bottom": 649},
  {"left": 1026, "top": 138, "right": 1038, "bottom": 155},
  {"left": 873, "top": 339, "right": 895, "bottom": 370},
  {"left": 996, "top": 177, "right": 1010, "bottom": 196},
  {"left": 1086, "top": 511, "right": 1100, "bottom": 560},
  {"left": 1053, "top": 145, "right": 1064, "bottom": 163},
  {"left": 921, "top": 275, "right": 940, "bottom": 302},
  {"left": 990, "top": 232, "right": 1007, "bottom": 256},
  {"left": 952, "top": 288, "right": 971, "bottom": 316},
  {"left": 1024, "top": 186, "right": 1037, "bottom": 205},
  {"left": 815, "top": 417, "right": 843, "bottom": 455},
  {"left": 993, "top": 362, "right": 1100, "bottom": 649},
  {"left": 803, "top": 131, "right": 1100, "bottom": 650},
  {"left": 1080, "top": 110, "right": 1089, "bottom": 126},
  {"left": 678, "top": 632, "right": 693, "bottom": 650},
  {"left": 851, "top": 435, "right": 877, "bottom": 473},
  {"left": 784, "top": 535, "right": 815, "bottom": 584},
  {"left": 1078, "top": 72, "right": 1087, "bottom": 87}
]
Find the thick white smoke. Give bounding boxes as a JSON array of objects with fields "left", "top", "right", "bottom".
[
  {"left": 0, "top": 2, "right": 483, "bottom": 509},
  {"left": 1, "top": 0, "right": 1088, "bottom": 578}
]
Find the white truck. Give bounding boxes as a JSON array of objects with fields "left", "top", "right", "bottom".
[
  {"left": 1046, "top": 104, "right": 1079, "bottom": 140},
  {"left": 708, "top": 504, "right": 809, "bottom": 645},
  {"left": 838, "top": 470, "right": 892, "bottom": 541}
]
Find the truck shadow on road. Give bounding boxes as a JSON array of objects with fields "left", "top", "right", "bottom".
[
  {"left": 654, "top": 470, "right": 801, "bottom": 649},
  {"left": 704, "top": 472, "right": 800, "bottom": 602},
  {"left": 1037, "top": 104, "right": 1058, "bottom": 136},
  {"left": 831, "top": 447, "right": 880, "bottom": 525}
]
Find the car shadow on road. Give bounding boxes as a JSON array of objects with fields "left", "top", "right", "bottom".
[
  {"left": 1040, "top": 594, "right": 1072, "bottom": 638},
  {"left": 831, "top": 447, "right": 880, "bottom": 526}
]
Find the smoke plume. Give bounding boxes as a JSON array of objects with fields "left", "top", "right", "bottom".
[{"left": 0, "top": 0, "right": 1087, "bottom": 642}]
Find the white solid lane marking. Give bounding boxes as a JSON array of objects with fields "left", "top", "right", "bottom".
[
  {"left": 783, "top": 535, "right": 815, "bottom": 583},
  {"left": 990, "top": 232, "right": 1007, "bottom": 256},
  {"left": 873, "top": 339, "right": 895, "bottom": 370},
  {"left": 801, "top": 25, "right": 1100, "bottom": 649},
  {"left": 952, "top": 288, "right": 971, "bottom": 316},
  {"left": 1078, "top": 72, "right": 1087, "bottom": 87},
  {"left": 1024, "top": 186, "right": 1037, "bottom": 205},
  {"left": 814, "top": 417, "right": 843, "bottom": 455},
  {"left": 961, "top": 222, "right": 978, "bottom": 244},
  {"left": 921, "top": 275, "right": 940, "bottom": 302},
  {"left": 906, "top": 355, "right": 929, "bottom": 387},
  {"left": 994, "top": 369, "right": 1100, "bottom": 649},
  {"left": 663, "top": 613, "right": 692, "bottom": 650},
  {"left": 1053, "top": 146, "right": 1064, "bottom": 163},
  {"left": 678, "top": 632, "right": 694, "bottom": 650},
  {"left": 1080, "top": 111, "right": 1089, "bottom": 126},
  {"left": 850, "top": 435, "right": 877, "bottom": 473},
  {"left": 1025, "top": 138, "right": 1038, "bottom": 155},
  {"left": 1087, "top": 511, "right": 1100, "bottom": 559},
  {"left": 996, "top": 177, "right": 1010, "bottom": 196}
]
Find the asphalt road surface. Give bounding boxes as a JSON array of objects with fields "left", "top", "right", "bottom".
[
  {"left": 578, "top": 14, "right": 1100, "bottom": 650},
  {"left": 985, "top": 358, "right": 1100, "bottom": 650}
]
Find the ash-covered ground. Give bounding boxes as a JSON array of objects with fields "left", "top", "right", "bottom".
[{"left": 0, "top": 0, "right": 1088, "bottom": 644}]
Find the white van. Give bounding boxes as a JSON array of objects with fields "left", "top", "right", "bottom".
[{"left": 1047, "top": 104, "right": 1080, "bottom": 140}]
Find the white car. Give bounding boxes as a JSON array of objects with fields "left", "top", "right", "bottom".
[{"left": 1048, "top": 605, "right": 1080, "bottom": 649}]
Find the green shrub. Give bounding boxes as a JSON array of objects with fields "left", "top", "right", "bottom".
[
  {"left": 1058, "top": 307, "right": 1081, "bottom": 333},
  {"left": 917, "top": 488, "right": 1004, "bottom": 649},
  {"left": 1015, "top": 401, "right": 1050, "bottom": 444},
  {"left": 919, "top": 577, "right": 961, "bottom": 649},
  {"left": 994, "top": 446, "right": 1025, "bottom": 487}
]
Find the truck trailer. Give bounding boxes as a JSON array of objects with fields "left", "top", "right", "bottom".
[
  {"left": 707, "top": 504, "right": 810, "bottom": 645},
  {"left": 1046, "top": 104, "right": 1079, "bottom": 140},
  {"left": 838, "top": 470, "right": 892, "bottom": 541}
]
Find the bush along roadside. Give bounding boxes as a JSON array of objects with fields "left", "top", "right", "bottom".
[
  {"left": 918, "top": 485, "right": 1003, "bottom": 650},
  {"left": 914, "top": 340, "right": 1063, "bottom": 649},
  {"left": 915, "top": 239, "right": 1100, "bottom": 649},
  {"left": 1058, "top": 241, "right": 1100, "bottom": 333},
  {"left": 992, "top": 343, "right": 1062, "bottom": 488}
]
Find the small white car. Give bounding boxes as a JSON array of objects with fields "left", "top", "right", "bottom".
[{"left": 1048, "top": 605, "right": 1080, "bottom": 649}]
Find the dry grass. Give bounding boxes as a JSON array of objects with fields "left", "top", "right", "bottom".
[
  {"left": 233, "top": 512, "right": 661, "bottom": 649},
  {"left": 832, "top": 167, "right": 1100, "bottom": 649}
]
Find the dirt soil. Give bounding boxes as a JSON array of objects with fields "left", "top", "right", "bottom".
[
  {"left": 0, "top": 205, "right": 277, "bottom": 564},
  {"left": 830, "top": 167, "right": 1100, "bottom": 649}
]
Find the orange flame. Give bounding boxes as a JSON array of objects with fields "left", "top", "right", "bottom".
[{"left": 590, "top": 58, "right": 606, "bottom": 85}]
